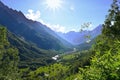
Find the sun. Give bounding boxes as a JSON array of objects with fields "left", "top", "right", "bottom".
[{"left": 45, "top": 0, "right": 63, "bottom": 12}]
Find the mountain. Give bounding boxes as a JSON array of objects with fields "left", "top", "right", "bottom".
[
  {"left": 57, "top": 25, "right": 102, "bottom": 45},
  {"left": 7, "top": 30, "right": 57, "bottom": 68},
  {"left": 0, "top": 24, "right": 57, "bottom": 69},
  {"left": 0, "top": 1, "right": 72, "bottom": 51}
]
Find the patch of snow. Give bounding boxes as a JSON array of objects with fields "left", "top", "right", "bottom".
[{"left": 52, "top": 55, "right": 59, "bottom": 60}]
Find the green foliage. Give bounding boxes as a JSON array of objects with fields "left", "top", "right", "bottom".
[
  {"left": 60, "top": 50, "right": 93, "bottom": 67},
  {"left": 21, "top": 49, "right": 93, "bottom": 80},
  {"left": 0, "top": 25, "right": 21, "bottom": 80},
  {"left": 1, "top": 0, "right": 120, "bottom": 80},
  {"left": 77, "top": 0, "right": 120, "bottom": 80},
  {"left": 0, "top": 26, "right": 8, "bottom": 45},
  {"left": 78, "top": 39, "right": 120, "bottom": 80},
  {"left": 29, "top": 63, "right": 69, "bottom": 80},
  {"left": 102, "top": 0, "right": 120, "bottom": 39}
]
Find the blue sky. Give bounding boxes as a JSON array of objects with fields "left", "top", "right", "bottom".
[{"left": 1, "top": 0, "right": 113, "bottom": 33}]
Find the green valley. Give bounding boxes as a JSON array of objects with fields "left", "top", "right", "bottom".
[{"left": 0, "top": 0, "right": 120, "bottom": 80}]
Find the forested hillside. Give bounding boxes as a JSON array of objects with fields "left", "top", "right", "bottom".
[
  {"left": 24, "top": 0, "right": 120, "bottom": 79},
  {"left": 0, "top": 0, "right": 120, "bottom": 80},
  {"left": 7, "top": 31, "right": 58, "bottom": 69},
  {"left": 0, "top": 25, "right": 20, "bottom": 79}
]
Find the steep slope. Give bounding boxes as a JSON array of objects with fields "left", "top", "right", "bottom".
[
  {"left": 0, "top": 1, "right": 71, "bottom": 51},
  {"left": 57, "top": 25, "right": 102, "bottom": 45},
  {"left": 7, "top": 30, "right": 57, "bottom": 67},
  {"left": 0, "top": 24, "right": 55, "bottom": 68}
]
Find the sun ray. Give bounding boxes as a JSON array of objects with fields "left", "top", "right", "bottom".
[{"left": 44, "top": 0, "right": 63, "bottom": 12}]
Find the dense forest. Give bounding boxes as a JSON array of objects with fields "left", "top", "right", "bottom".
[
  {"left": 0, "top": 26, "right": 20, "bottom": 79},
  {"left": 0, "top": 0, "right": 120, "bottom": 80}
]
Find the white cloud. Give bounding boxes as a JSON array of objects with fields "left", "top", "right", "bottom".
[
  {"left": 45, "top": 23, "right": 67, "bottom": 33},
  {"left": 25, "top": 9, "right": 98, "bottom": 33},
  {"left": 25, "top": 9, "right": 76, "bottom": 33},
  {"left": 25, "top": 9, "right": 69, "bottom": 33},
  {"left": 25, "top": 9, "right": 41, "bottom": 21}
]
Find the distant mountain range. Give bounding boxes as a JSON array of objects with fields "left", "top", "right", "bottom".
[
  {"left": 57, "top": 25, "right": 102, "bottom": 45},
  {"left": 0, "top": 1, "right": 102, "bottom": 53},
  {"left": 0, "top": 1, "right": 72, "bottom": 51},
  {"left": 0, "top": 1, "right": 103, "bottom": 67}
]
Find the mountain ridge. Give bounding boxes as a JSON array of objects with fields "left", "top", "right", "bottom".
[
  {"left": 57, "top": 25, "right": 102, "bottom": 45},
  {"left": 0, "top": 1, "right": 72, "bottom": 51}
]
